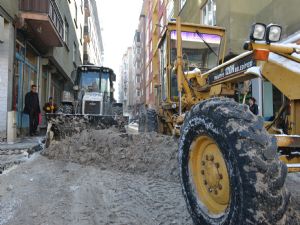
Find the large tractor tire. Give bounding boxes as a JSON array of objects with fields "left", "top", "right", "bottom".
[
  {"left": 138, "top": 107, "right": 158, "bottom": 133},
  {"left": 179, "top": 98, "right": 289, "bottom": 225}
]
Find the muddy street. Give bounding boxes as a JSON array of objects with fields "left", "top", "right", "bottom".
[
  {"left": 0, "top": 128, "right": 299, "bottom": 225},
  {"left": 0, "top": 130, "right": 193, "bottom": 225},
  {"left": 0, "top": 155, "right": 192, "bottom": 225}
]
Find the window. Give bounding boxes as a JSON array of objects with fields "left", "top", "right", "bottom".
[
  {"left": 150, "top": 82, "right": 153, "bottom": 94},
  {"left": 137, "top": 90, "right": 140, "bottom": 97},
  {"left": 166, "top": 0, "right": 174, "bottom": 21},
  {"left": 146, "top": 66, "right": 149, "bottom": 82},
  {"left": 136, "top": 31, "right": 140, "bottom": 42},
  {"left": 202, "top": 0, "right": 216, "bottom": 26},
  {"left": 170, "top": 30, "right": 221, "bottom": 99},
  {"left": 136, "top": 75, "right": 141, "bottom": 83},
  {"left": 160, "top": 39, "right": 167, "bottom": 101},
  {"left": 159, "top": 16, "right": 164, "bottom": 34},
  {"left": 64, "top": 18, "right": 69, "bottom": 46},
  {"left": 149, "top": 20, "right": 153, "bottom": 33},
  {"left": 150, "top": 40, "right": 152, "bottom": 53},
  {"left": 74, "top": 1, "right": 78, "bottom": 28},
  {"left": 73, "top": 42, "right": 77, "bottom": 63},
  {"left": 101, "top": 72, "right": 110, "bottom": 93},
  {"left": 80, "top": 25, "right": 83, "bottom": 45},
  {"left": 0, "top": 16, "right": 4, "bottom": 43},
  {"left": 180, "top": 0, "right": 186, "bottom": 10}
]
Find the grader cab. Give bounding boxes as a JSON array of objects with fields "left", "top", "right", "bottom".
[{"left": 142, "top": 20, "right": 300, "bottom": 224}]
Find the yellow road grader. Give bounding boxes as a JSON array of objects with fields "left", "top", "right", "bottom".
[{"left": 139, "top": 20, "right": 300, "bottom": 224}]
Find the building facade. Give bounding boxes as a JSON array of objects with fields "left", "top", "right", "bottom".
[
  {"left": 120, "top": 47, "right": 134, "bottom": 116},
  {"left": 83, "top": 0, "right": 104, "bottom": 66},
  {"left": 138, "top": 6, "right": 147, "bottom": 106},
  {"left": 132, "top": 31, "right": 142, "bottom": 105},
  {"left": 0, "top": 0, "right": 87, "bottom": 136}
]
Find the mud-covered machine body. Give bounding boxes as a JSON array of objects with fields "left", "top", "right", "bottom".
[
  {"left": 46, "top": 65, "right": 127, "bottom": 143},
  {"left": 143, "top": 20, "right": 300, "bottom": 224}
]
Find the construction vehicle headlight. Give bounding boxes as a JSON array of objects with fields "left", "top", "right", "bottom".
[
  {"left": 250, "top": 23, "right": 266, "bottom": 41},
  {"left": 266, "top": 24, "right": 282, "bottom": 43}
]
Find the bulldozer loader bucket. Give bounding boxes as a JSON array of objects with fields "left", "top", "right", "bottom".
[{"left": 45, "top": 114, "right": 128, "bottom": 147}]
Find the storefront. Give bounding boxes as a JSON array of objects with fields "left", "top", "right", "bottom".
[{"left": 14, "top": 36, "right": 40, "bottom": 132}]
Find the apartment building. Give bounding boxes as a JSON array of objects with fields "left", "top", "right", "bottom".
[
  {"left": 83, "top": 0, "right": 104, "bottom": 65},
  {"left": 143, "top": 0, "right": 167, "bottom": 107},
  {"left": 138, "top": 6, "right": 147, "bottom": 106},
  {"left": 120, "top": 47, "right": 134, "bottom": 115},
  {"left": 0, "top": 0, "right": 85, "bottom": 135},
  {"left": 119, "top": 1, "right": 148, "bottom": 119},
  {"left": 132, "top": 31, "right": 142, "bottom": 108}
]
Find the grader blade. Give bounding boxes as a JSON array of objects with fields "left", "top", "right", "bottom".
[
  {"left": 45, "top": 114, "right": 128, "bottom": 147},
  {"left": 276, "top": 135, "right": 300, "bottom": 172}
]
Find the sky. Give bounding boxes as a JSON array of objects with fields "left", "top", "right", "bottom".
[{"left": 96, "top": 0, "right": 143, "bottom": 100}]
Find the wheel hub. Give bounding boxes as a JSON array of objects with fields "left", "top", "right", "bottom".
[
  {"left": 205, "top": 159, "right": 220, "bottom": 189},
  {"left": 189, "top": 136, "right": 230, "bottom": 215}
]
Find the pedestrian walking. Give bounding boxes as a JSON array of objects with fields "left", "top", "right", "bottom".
[
  {"left": 43, "top": 97, "right": 58, "bottom": 113},
  {"left": 249, "top": 97, "right": 258, "bottom": 115},
  {"left": 23, "top": 85, "right": 41, "bottom": 136}
]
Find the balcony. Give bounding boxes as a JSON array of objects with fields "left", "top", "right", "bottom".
[{"left": 19, "top": 0, "right": 64, "bottom": 48}]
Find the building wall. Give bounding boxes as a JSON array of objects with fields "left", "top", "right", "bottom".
[
  {"left": 0, "top": 0, "right": 18, "bottom": 17},
  {"left": 139, "top": 12, "right": 147, "bottom": 105},
  {"left": 132, "top": 31, "right": 142, "bottom": 108},
  {"left": 0, "top": 20, "right": 14, "bottom": 131},
  {"left": 83, "top": 0, "right": 104, "bottom": 66},
  {"left": 0, "top": 0, "right": 90, "bottom": 135},
  {"left": 120, "top": 50, "right": 129, "bottom": 114},
  {"left": 255, "top": 0, "right": 300, "bottom": 37},
  {"left": 51, "top": 0, "right": 84, "bottom": 78},
  {"left": 175, "top": 0, "right": 300, "bottom": 54}
]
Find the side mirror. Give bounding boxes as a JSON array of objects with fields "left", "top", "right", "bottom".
[{"left": 73, "top": 85, "right": 79, "bottom": 91}]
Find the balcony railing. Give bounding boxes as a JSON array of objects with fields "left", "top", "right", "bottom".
[{"left": 20, "top": 0, "right": 64, "bottom": 41}]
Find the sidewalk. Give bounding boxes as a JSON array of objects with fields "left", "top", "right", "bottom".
[{"left": 0, "top": 136, "right": 44, "bottom": 174}]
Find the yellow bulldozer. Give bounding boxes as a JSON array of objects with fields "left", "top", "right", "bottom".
[{"left": 138, "top": 19, "right": 300, "bottom": 224}]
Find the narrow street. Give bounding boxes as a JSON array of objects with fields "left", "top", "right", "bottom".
[
  {"left": 0, "top": 128, "right": 194, "bottom": 225},
  {"left": 0, "top": 128, "right": 299, "bottom": 225},
  {"left": 0, "top": 155, "right": 193, "bottom": 225},
  {"left": 1, "top": 0, "right": 300, "bottom": 224}
]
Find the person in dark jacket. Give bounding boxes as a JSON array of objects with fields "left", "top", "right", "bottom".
[
  {"left": 43, "top": 97, "right": 58, "bottom": 113},
  {"left": 249, "top": 97, "right": 258, "bottom": 115},
  {"left": 24, "top": 85, "right": 41, "bottom": 136}
]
